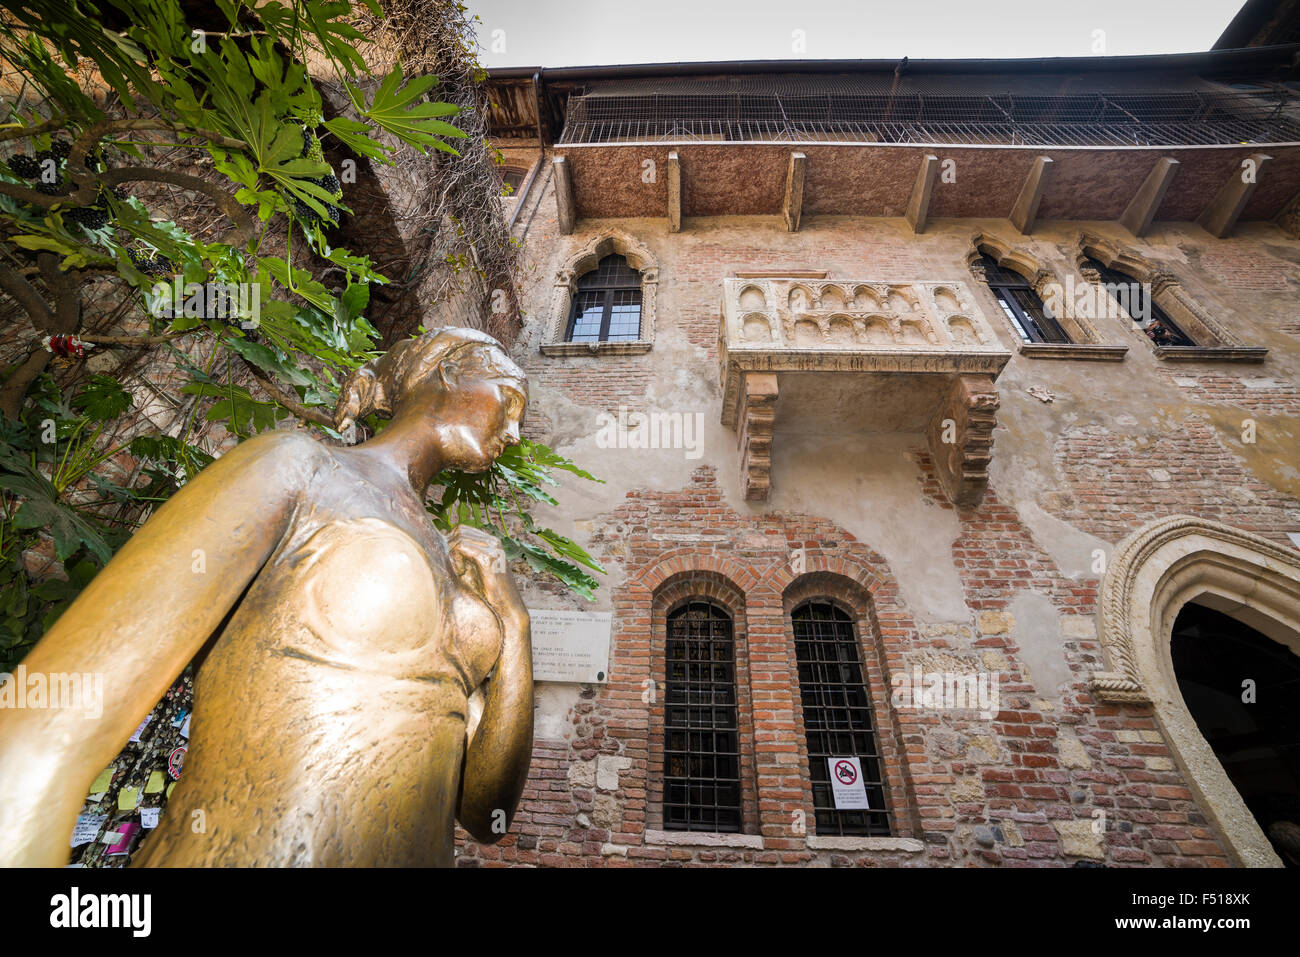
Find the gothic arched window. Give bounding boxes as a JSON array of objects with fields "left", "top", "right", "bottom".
[
  {"left": 565, "top": 254, "right": 642, "bottom": 343},
  {"left": 1081, "top": 257, "right": 1196, "bottom": 347}
]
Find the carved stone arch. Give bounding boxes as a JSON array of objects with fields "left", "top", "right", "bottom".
[
  {"left": 1073, "top": 232, "right": 1162, "bottom": 283},
  {"left": 965, "top": 232, "right": 1045, "bottom": 284},
  {"left": 1090, "top": 515, "right": 1300, "bottom": 867},
  {"left": 1072, "top": 232, "right": 1247, "bottom": 351},
  {"left": 542, "top": 229, "right": 659, "bottom": 355},
  {"left": 965, "top": 232, "right": 1102, "bottom": 344}
]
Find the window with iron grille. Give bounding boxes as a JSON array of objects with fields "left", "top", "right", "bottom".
[
  {"left": 566, "top": 254, "right": 642, "bottom": 343},
  {"left": 975, "top": 254, "right": 1069, "bottom": 345},
  {"left": 663, "top": 600, "right": 742, "bottom": 832},
  {"left": 793, "top": 600, "right": 891, "bottom": 836},
  {"left": 1081, "top": 257, "right": 1196, "bottom": 347}
]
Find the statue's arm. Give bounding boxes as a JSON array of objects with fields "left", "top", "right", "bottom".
[
  {"left": 450, "top": 528, "right": 533, "bottom": 844},
  {"left": 0, "top": 431, "right": 313, "bottom": 866},
  {"left": 457, "top": 605, "right": 532, "bottom": 843}
]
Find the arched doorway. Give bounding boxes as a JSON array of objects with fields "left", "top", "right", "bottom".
[
  {"left": 1090, "top": 515, "right": 1300, "bottom": 866},
  {"left": 1171, "top": 602, "right": 1300, "bottom": 867}
]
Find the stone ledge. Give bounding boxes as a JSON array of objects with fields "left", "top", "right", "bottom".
[
  {"left": 1153, "top": 345, "right": 1268, "bottom": 363},
  {"left": 540, "top": 340, "right": 653, "bottom": 357},
  {"left": 806, "top": 835, "right": 926, "bottom": 853},
  {"left": 1019, "top": 343, "right": 1128, "bottom": 361},
  {"left": 643, "top": 829, "right": 765, "bottom": 848}
]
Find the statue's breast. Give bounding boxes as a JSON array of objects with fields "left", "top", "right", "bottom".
[{"left": 264, "top": 516, "right": 499, "bottom": 689}]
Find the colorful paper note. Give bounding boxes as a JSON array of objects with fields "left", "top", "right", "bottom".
[
  {"left": 140, "top": 807, "right": 161, "bottom": 830},
  {"left": 117, "top": 786, "right": 139, "bottom": 811},
  {"left": 70, "top": 814, "right": 105, "bottom": 848},
  {"left": 144, "top": 771, "right": 165, "bottom": 794},
  {"left": 104, "top": 822, "right": 140, "bottom": 855},
  {"left": 179, "top": 714, "right": 191, "bottom": 739}
]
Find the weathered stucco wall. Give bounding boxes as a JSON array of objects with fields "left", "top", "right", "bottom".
[{"left": 456, "top": 148, "right": 1300, "bottom": 867}]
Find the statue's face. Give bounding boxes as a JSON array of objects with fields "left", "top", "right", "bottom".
[{"left": 412, "top": 354, "right": 526, "bottom": 473}]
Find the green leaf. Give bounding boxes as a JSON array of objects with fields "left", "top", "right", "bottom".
[{"left": 70, "top": 374, "right": 132, "bottom": 421}]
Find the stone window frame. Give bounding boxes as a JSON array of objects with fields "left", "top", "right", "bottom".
[
  {"left": 1073, "top": 233, "right": 1267, "bottom": 363},
  {"left": 646, "top": 571, "right": 761, "bottom": 838},
  {"left": 965, "top": 232, "right": 1127, "bottom": 361},
  {"left": 781, "top": 572, "right": 914, "bottom": 844},
  {"left": 1089, "top": 514, "right": 1300, "bottom": 867},
  {"left": 541, "top": 230, "right": 658, "bottom": 357}
]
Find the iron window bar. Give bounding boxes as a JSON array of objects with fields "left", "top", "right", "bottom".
[
  {"left": 663, "top": 600, "right": 743, "bottom": 832},
  {"left": 793, "top": 601, "right": 892, "bottom": 837},
  {"left": 565, "top": 254, "right": 643, "bottom": 343},
  {"left": 975, "top": 254, "right": 1071, "bottom": 345},
  {"left": 1081, "top": 257, "right": 1196, "bottom": 347}
]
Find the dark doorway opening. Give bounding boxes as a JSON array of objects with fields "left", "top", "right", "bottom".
[{"left": 1171, "top": 602, "right": 1300, "bottom": 866}]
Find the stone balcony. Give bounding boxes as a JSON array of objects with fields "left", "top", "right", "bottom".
[{"left": 719, "top": 278, "right": 1012, "bottom": 507}]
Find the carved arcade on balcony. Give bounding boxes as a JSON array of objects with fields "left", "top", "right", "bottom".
[{"left": 719, "top": 278, "right": 1012, "bottom": 507}]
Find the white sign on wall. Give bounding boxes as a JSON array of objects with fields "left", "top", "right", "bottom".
[
  {"left": 529, "top": 609, "right": 612, "bottom": 683},
  {"left": 828, "top": 757, "right": 870, "bottom": 810}
]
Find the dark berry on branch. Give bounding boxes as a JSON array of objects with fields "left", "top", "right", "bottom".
[
  {"left": 8, "top": 154, "right": 39, "bottom": 178},
  {"left": 49, "top": 139, "right": 71, "bottom": 160},
  {"left": 35, "top": 180, "right": 63, "bottom": 196},
  {"left": 320, "top": 173, "right": 340, "bottom": 195},
  {"left": 66, "top": 206, "right": 111, "bottom": 229}
]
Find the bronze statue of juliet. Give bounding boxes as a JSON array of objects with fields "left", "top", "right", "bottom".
[{"left": 0, "top": 326, "right": 534, "bottom": 866}]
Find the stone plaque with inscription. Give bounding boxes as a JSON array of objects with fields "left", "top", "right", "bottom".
[{"left": 529, "top": 609, "right": 612, "bottom": 683}]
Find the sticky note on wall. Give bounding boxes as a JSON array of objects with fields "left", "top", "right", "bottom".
[
  {"left": 89, "top": 768, "right": 113, "bottom": 795},
  {"left": 145, "top": 771, "right": 165, "bottom": 794},
  {"left": 117, "top": 787, "right": 139, "bottom": 811}
]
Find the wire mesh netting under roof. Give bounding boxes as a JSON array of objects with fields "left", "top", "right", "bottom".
[{"left": 559, "top": 86, "right": 1300, "bottom": 147}]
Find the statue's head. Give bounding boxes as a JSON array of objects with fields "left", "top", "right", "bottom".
[{"left": 333, "top": 327, "right": 527, "bottom": 472}]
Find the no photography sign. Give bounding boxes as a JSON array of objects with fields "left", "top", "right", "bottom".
[{"left": 828, "top": 757, "right": 870, "bottom": 810}]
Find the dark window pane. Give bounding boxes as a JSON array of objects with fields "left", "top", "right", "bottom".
[{"left": 976, "top": 254, "right": 1069, "bottom": 344}]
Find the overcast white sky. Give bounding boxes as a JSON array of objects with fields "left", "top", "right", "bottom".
[{"left": 462, "top": 0, "right": 1248, "bottom": 68}]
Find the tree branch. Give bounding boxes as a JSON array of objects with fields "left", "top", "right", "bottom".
[
  {"left": 98, "top": 167, "right": 256, "bottom": 246},
  {"left": 0, "top": 351, "right": 51, "bottom": 421},
  {"left": 0, "top": 117, "right": 67, "bottom": 144},
  {"left": 242, "top": 361, "right": 333, "bottom": 427},
  {"left": 0, "top": 265, "right": 55, "bottom": 329},
  {"left": 80, "top": 331, "right": 189, "bottom": 346}
]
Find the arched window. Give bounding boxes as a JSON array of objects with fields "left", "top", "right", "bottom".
[
  {"left": 974, "top": 254, "right": 1069, "bottom": 344},
  {"left": 1081, "top": 257, "right": 1195, "bottom": 347},
  {"left": 664, "top": 600, "right": 742, "bottom": 832},
  {"left": 792, "top": 600, "right": 891, "bottom": 836},
  {"left": 566, "top": 254, "right": 642, "bottom": 344}
]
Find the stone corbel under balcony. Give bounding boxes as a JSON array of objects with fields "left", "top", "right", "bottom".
[{"left": 720, "top": 278, "right": 1012, "bottom": 508}]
